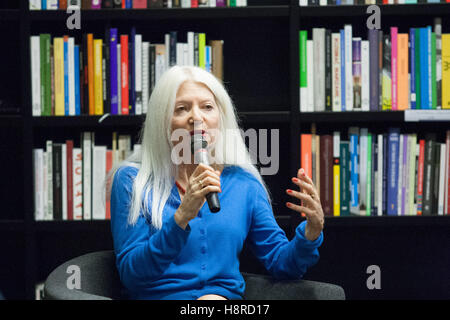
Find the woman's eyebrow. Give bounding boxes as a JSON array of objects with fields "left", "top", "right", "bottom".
[{"left": 175, "top": 99, "right": 215, "bottom": 104}]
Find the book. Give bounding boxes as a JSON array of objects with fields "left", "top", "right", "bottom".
[
  {"left": 368, "top": 29, "right": 379, "bottom": 111},
  {"left": 349, "top": 127, "right": 359, "bottom": 215},
  {"left": 397, "top": 33, "right": 409, "bottom": 110},
  {"left": 442, "top": 34, "right": 450, "bottom": 109},
  {"left": 423, "top": 133, "right": 436, "bottom": 215},
  {"left": 121, "top": 35, "right": 129, "bottom": 115},
  {"left": 299, "top": 30, "right": 308, "bottom": 112},
  {"left": 333, "top": 131, "right": 340, "bottom": 216},
  {"left": 340, "top": 141, "right": 350, "bottom": 216},
  {"left": 332, "top": 32, "right": 341, "bottom": 112},
  {"left": 320, "top": 134, "right": 333, "bottom": 216},
  {"left": 82, "top": 132, "right": 93, "bottom": 220},
  {"left": 387, "top": 128, "right": 400, "bottom": 215}
]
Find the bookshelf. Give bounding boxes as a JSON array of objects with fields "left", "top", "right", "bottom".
[{"left": 0, "top": 0, "right": 449, "bottom": 300}]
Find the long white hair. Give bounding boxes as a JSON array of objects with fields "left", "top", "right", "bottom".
[{"left": 105, "top": 65, "right": 270, "bottom": 229}]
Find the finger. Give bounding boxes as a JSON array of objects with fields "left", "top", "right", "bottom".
[
  {"left": 291, "top": 177, "right": 319, "bottom": 201},
  {"left": 286, "top": 189, "right": 317, "bottom": 207},
  {"left": 286, "top": 202, "right": 315, "bottom": 217},
  {"left": 196, "top": 169, "right": 221, "bottom": 182},
  {"left": 198, "top": 185, "right": 222, "bottom": 197},
  {"left": 199, "top": 176, "right": 221, "bottom": 189},
  {"left": 298, "top": 168, "right": 317, "bottom": 190}
]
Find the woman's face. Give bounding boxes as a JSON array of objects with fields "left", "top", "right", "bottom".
[{"left": 171, "top": 80, "right": 220, "bottom": 148}]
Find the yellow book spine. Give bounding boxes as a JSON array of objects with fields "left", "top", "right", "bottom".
[
  {"left": 54, "top": 38, "right": 64, "bottom": 116},
  {"left": 199, "top": 33, "right": 206, "bottom": 70},
  {"left": 442, "top": 34, "right": 450, "bottom": 109},
  {"left": 94, "top": 39, "right": 103, "bottom": 115},
  {"left": 333, "top": 163, "right": 340, "bottom": 216},
  {"left": 382, "top": 74, "right": 392, "bottom": 110}
]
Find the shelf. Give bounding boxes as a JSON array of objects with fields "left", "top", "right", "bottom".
[
  {"left": 299, "top": 4, "right": 450, "bottom": 18},
  {"left": 0, "top": 114, "right": 22, "bottom": 126},
  {"left": 28, "top": 6, "right": 289, "bottom": 21},
  {"left": 34, "top": 220, "right": 110, "bottom": 232},
  {"left": 30, "top": 111, "right": 291, "bottom": 127},
  {"left": 299, "top": 111, "right": 405, "bottom": 123},
  {"left": 294, "top": 215, "right": 450, "bottom": 228},
  {"left": 0, "top": 220, "right": 25, "bottom": 231},
  {"left": 0, "top": 9, "right": 19, "bottom": 21}
]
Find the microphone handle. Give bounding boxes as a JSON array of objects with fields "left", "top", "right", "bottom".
[{"left": 206, "top": 192, "right": 220, "bottom": 213}]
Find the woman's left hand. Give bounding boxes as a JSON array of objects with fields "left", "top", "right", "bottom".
[{"left": 286, "top": 168, "right": 324, "bottom": 241}]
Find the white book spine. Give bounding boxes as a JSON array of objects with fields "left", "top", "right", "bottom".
[
  {"left": 43, "top": 152, "right": 48, "bottom": 221},
  {"left": 345, "top": 25, "right": 353, "bottom": 111},
  {"left": 30, "top": 0, "right": 41, "bottom": 10},
  {"left": 33, "top": 149, "right": 44, "bottom": 221},
  {"left": 62, "top": 143, "right": 67, "bottom": 220},
  {"left": 68, "top": 38, "right": 75, "bottom": 116},
  {"left": 183, "top": 43, "right": 189, "bottom": 67},
  {"left": 165, "top": 34, "right": 170, "bottom": 72},
  {"left": 117, "top": 44, "right": 121, "bottom": 115},
  {"left": 68, "top": 0, "right": 81, "bottom": 8},
  {"left": 142, "top": 42, "right": 149, "bottom": 115},
  {"left": 73, "top": 148, "right": 82, "bottom": 220},
  {"left": 438, "top": 143, "right": 446, "bottom": 215},
  {"left": 181, "top": 0, "right": 191, "bottom": 8},
  {"left": 31, "top": 36, "right": 41, "bottom": 117},
  {"left": 409, "top": 134, "right": 417, "bottom": 216},
  {"left": 332, "top": 33, "right": 341, "bottom": 112},
  {"left": 177, "top": 43, "right": 184, "bottom": 66},
  {"left": 210, "top": 0, "right": 216, "bottom": 6},
  {"left": 47, "top": 0, "right": 58, "bottom": 10},
  {"left": 299, "top": 0, "right": 308, "bottom": 5},
  {"left": 361, "top": 40, "right": 370, "bottom": 111},
  {"left": 46, "top": 141, "right": 53, "bottom": 220},
  {"left": 359, "top": 128, "right": 368, "bottom": 216},
  {"left": 92, "top": 146, "right": 107, "bottom": 220},
  {"left": 188, "top": 32, "right": 194, "bottom": 66},
  {"left": 319, "top": 0, "right": 327, "bottom": 5},
  {"left": 82, "top": 132, "right": 92, "bottom": 220},
  {"left": 377, "top": 134, "right": 383, "bottom": 216},
  {"left": 313, "top": 29, "right": 325, "bottom": 112},
  {"left": 306, "top": 40, "right": 314, "bottom": 112},
  {"left": 445, "top": 131, "right": 450, "bottom": 215},
  {"left": 135, "top": 34, "right": 142, "bottom": 115}
]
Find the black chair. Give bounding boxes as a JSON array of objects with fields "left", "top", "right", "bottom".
[{"left": 43, "top": 250, "right": 345, "bottom": 300}]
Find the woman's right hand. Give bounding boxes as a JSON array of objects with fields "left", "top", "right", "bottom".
[{"left": 174, "top": 163, "right": 221, "bottom": 229}]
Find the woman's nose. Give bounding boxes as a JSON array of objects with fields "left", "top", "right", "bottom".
[{"left": 190, "top": 105, "right": 203, "bottom": 122}]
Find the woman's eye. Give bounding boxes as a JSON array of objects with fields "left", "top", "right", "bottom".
[{"left": 205, "top": 104, "right": 213, "bottom": 110}]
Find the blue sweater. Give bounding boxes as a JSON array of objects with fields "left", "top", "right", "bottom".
[{"left": 110, "top": 165, "right": 323, "bottom": 300}]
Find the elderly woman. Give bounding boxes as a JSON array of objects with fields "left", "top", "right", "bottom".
[{"left": 108, "top": 66, "right": 324, "bottom": 300}]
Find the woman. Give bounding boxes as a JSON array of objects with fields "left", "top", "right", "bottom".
[{"left": 107, "top": 66, "right": 324, "bottom": 300}]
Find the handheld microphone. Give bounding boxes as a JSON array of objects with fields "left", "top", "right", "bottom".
[{"left": 191, "top": 134, "right": 221, "bottom": 213}]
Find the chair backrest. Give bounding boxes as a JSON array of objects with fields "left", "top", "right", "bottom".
[{"left": 44, "top": 250, "right": 123, "bottom": 300}]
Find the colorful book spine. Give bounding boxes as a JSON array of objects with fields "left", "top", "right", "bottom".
[
  {"left": 397, "top": 33, "right": 409, "bottom": 110},
  {"left": 349, "top": 127, "right": 359, "bottom": 215},
  {"left": 340, "top": 141, "right": 350, "bottom": 216},
  {"left": 368, "top": 29, "right": 379, "bottom": 111},
  {"left": 410, "top": 28, "right": 416, "bottom": 109},
  {"left": 94, "top": 39, "right": 104, "bottom": 115},
  {"left": 431, "top": 32, "right": 437, "bottom": 109},
  {"left": 110, "top": 28, "right": 118, "bottom": 115},
  {"left": 64, "top": 36, "right": 69, "bottom": 115},
  {"left": 443, "top": 34, "right": 450, "bottom": 109},
  {"left": 299, "top": 30, "right": 308, "bottom": 112},
  {"left": 391, "top": 27, "right": 398, "bottom": 111},
  {"left": 54, "top": 37, "right": 65, "bottom": 116},
  {"left": 74, "top": 45, "right": 81, "bottom": 115},
  {"left": 340, "top": 29, "right": 345, "bottom": 111},
  {"left": 333, "top": 132, "right": 341, "bottom": 217},
  {"left": 121, "top": 35, "right": 129, "bottom": 115},
  {"left": 415, "top": 28, "right": 421, "bottom": 109}
]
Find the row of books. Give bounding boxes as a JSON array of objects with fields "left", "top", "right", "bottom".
[
  {"left": 301, "top": 126, "right": 450, "bottom": 216},
  {"left": 299, "top": 19, "right": 450, "bottom": 112},
  {"left": 33, "top": 132, "right": 136, "bottom": 221},
  {"left": 30, "top": 29, "right": 224, "bottom": 117},
  {"left": 29, "top": 0, "right": 247, "bottom": 10},
  {"left": 299, "top": 0, "right": 450, "bottom": 5}
]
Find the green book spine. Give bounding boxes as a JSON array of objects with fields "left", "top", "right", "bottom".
[
  {"left": 415, "top": 28, "right": 421, "bottom": 109},
  {"left": 431, "top": 32, "right": 437, "bottom": 109},
  {"left": 366, "top": 133, "right": 372, "bottom": 216},
  {"left": 340, "top": 141, "right": 350, "bottom": 216},
  {"left": 40, "top": 34, "right": 46, "bottom": 116},
  {"left": 198, "top": 33, "right": 205, "bottom": 70},
  {"left": 299, "top": 30, "right": 307, "bottom": 88}
]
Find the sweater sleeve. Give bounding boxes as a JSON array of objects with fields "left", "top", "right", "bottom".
[
  {"left": 247, "top": 181, "right": 323, "bottom": 280},
  {"left": 110, "top": 167, "right": 191, "bottom": 290}
]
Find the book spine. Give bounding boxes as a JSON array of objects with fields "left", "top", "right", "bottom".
[
  {"left": 135, "top": 34, "right": 143, "bottom": 115},
  {"left": 333, "top": 132, "right": 340, "bottom": 216},
  {"left": 320, "top": 135, "right": 333, "bottom": 216},
  {"left": 299, "top": 31, "right": 308, "bottom": 112},
  {"left": 52, "top": 143, "right": 62, "bottom": 221},
  {"left": 301, "top": 134, "right": 312, "bottom": 179},
  {"left": 31, "top": 36, "right": 41, "bottom": 116},
  {"left": 94, "top": 39, "right": 104, "bottom": 115},
  {"left": 377, "top": 134, "right": 384, "bottom": 216},
  {"left": 382, "top": 35, "right": 391, "bottom": 110},
  {"left": 43, "top": 34, "right": 52, "bottom": 116},
  {"left": 142, "top": 42, "right": 149, "bottom": 114},
  {"left": 64, "top": 37, "right": 69, "bottom": 115},
  {"left": 423, "top": 134, "right": 436, "bottom": 215},
  {"left": 66, "top": 140, "right": 73, "bottom": 220},
  {"left": 352, "top": 38, "right": 362, "bottom": 111},
  {"left": 442, "top": 34, "right": 450, "bottom": 109},
  {"left": 325, "top": 30, "right": 332, "bottom": 111},
  {"left": 68, "top": 37, "right": 75, "bottom": 116},
  {"left": 410, "top": 28, "right": 416, "bottom": 109},
  {"left": 345, "top": 25, "right": 353, "bottom": 111},
  {"left": 92, "top": 146, "right": 106, "bottom": 220},
  {"left": 415, "top": 28, "right": 421, "bottom": 109},
  {"left": 332, "top": 33, "right": 341, "bottom": 112},
  {"left": 349, "top": 127, "right": 359, "bottom": 215},
  {"left": 74, "top": 45, "right": 81, "bottom": 115},
  {"left": 435, "top": 18, "right": 442, "bottom": 109},
  {"left": 397, "top": 33, "right": 409, "bottom": 110},
  {"left": 432, "top": 143, "right": 440, "bottom": 214},
  {"left": 121, "top": 35, "right": 129, "bottom": 115},
  {"left": 360, "top": 128, "right": 368, "bottom": 215},
  {"left": 73, "top": 148, "right": 83, "bottom": 220},
  {"left": 54, "top": 38, "right": 65, "bottom": 116},
  {"left": 307, "top": 40, "right": 314, "bottom": 112},
  {"left": 446, "top": 130, "right": 450, "bottom": 215},
  {"left": 33, "top": 149, "right": 44, "bottom": 220},
  {"left": 387, "top": 128, "right": 400, "bottom": 215},
  {"left": 87, "top": 34, "right": 95, "bottom": 115},
  {"left": 340, "top": 141, "right": 350, "bottom": 216},
  {"left": 391, "top": 27, "right": 398, "bottom": 111},
  {"left": 361, "top": 40, "right": 370, "bottom": 111},
  {"left": 340, "top": 29, "right": 345, "bottom": 111},
  {"left": 368, "top": 28, "right": 379, "bottom": 111},
  {"left": 110, "top": 29, "right": 118, "bottom": 115},
  {"left": 431, "top": 32, "right": 437, "bottom": 109},
  {"left": 416, "top": 139, "right": 425, "bottom": 215},
  {"left": 199, "top": 33, "right": 206, "bottom": 70},
  {"left": 82, "top": 132, "right": 92, "bottom": 220},
  {"left": 438, "top": 143, "right": 446, "bottom": 215}
]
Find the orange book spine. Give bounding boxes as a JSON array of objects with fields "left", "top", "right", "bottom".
[
  {"left": 87, "top": 34, "right": 95, "bottom": 115},
  {"left": 397, "top": 33, "right": 409, "bottom": 110},
  {"left": 301, "top": 134, "right": 312, "bottom": 179}
]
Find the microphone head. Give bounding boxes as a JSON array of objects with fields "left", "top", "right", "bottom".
[{"left": 191, "top": 134, "right": 208, "bottom": 154}]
